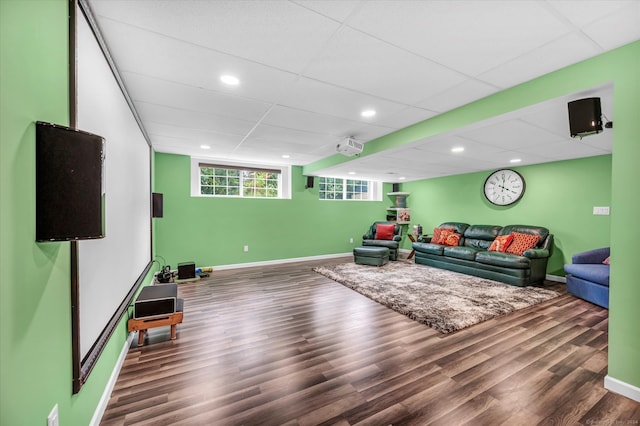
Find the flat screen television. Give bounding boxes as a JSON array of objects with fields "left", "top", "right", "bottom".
[
  {"left": 568, "top": 97, "right": 603, "bottom": 138},
  {"left": 35, "top": 121, "right": 105, "bottom": 241}
]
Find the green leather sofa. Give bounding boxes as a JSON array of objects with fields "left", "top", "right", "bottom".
[{"left": 412, "top": 222, "right": 553, "bottom": 287}]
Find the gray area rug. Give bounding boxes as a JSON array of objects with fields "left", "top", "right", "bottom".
[{"left": 313, "top": 261, "right": 561, "bottom": 334}]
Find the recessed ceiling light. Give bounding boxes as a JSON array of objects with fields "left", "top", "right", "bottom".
[
  {"left": 348, "top": 171, "right": 356, "bottom": 175},
  {"left": 510, "top": 158, "right": 522, "bottom": 163},
  {"left": 200, "top": 144, "right": 211, "bottom": 149},
  {"left": 281, "top": 154, "right": 290, "bottom": 159},
  {"left": 361, "top": 109, "right": 376, "bottom": 118},
  {"left": 220, "top": 74, "right": 240, "bottom": 86},
  {"left": 399, "top": 177, "right": 406, "bottom": 180},
  {"left": 451, "top": 147, "right": 465, "bottom": 153}
]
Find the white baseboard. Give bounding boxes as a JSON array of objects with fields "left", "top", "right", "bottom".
[
  {"left": 90, "top": 332, "right": 135, "bottom": 426},
  {"left": 545, "top": 274, "right": 566, "bottom": 283},
  {"left": 604, "top": 375, "right": 640, "bottom": 402},
  {"left": 212, "top": 252, "right": 352, "bottom": 271}
]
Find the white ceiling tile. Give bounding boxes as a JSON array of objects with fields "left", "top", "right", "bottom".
[
  {"left": 417, "top": 79, "right": 500, "bottom": 113},
  {"left": 303, "top": 26, "right": 466, "bottom": 104},
  {"left": 91, "top": 0, "right": 342, "bottom": 73},
  {"left": 122, "top": 72, "right": 272, "bottom": 122},
  {"left": 373, "top": 106, "right": 439, "bottom": 129},
  {"left": 291, "top": 0, "right": 362, "bottom": 22},
  {"left": 546, "top": 0, "right": 637, "bottom": 27},
  {"left": 581, "top": 2, "right": 640, "bottom": 50},
  {"left": 261, "top": 106, "right": 367, "bottom": 138},
  {"left": 276, "top": 77, "right": 409, "bottom": 124},
  {"left": 348, "top": 0, "right": 569, "bottom": 76},
  {"left": 96, "top": 19, "right": 300, "bottom": 103},
  {"left": 136, "top": 103, "right": 255, "bottom": 136},
  {"left": 478, "top": 32, "right": 603, "bottom": 89}
]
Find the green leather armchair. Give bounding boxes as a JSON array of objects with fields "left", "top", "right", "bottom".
[{"left": 362, "top": 221, "right": 402, "bottom": 261}]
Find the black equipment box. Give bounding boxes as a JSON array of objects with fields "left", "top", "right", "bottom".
[
  {"left": 134, "top": 284, "right": 178, "bottom": 319},
  {"left": 178, "top": 262, "right": 196, "bottom": 280}
]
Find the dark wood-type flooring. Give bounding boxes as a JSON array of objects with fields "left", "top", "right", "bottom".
[{"left": 101, "top": 256, "right": 639, "bottom": 425}]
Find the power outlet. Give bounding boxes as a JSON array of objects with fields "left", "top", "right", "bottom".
[
  {"left": 243, "top": 245, "right": 249, "bottom": 252},
  {"left": 47, "top": 404, "right": 59, "bottom": 426},
  {"left": 349, "top": 237, "right": 354, "bottom": 244}
]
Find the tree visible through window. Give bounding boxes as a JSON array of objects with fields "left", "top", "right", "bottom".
[
  {"left": 199, "top": 164, "right": 280, "bottom": 198},
  {"left": 319, "top": 177, "right": 370, "bottom": 200}
]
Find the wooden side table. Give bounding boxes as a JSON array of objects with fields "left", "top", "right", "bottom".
[{"left": 407, "top": 234, "right": 417, "bottom": 259}]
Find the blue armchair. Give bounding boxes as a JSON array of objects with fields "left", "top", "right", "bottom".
[{"left": 564, "top": 247, "right": 610, "bottom": 308}]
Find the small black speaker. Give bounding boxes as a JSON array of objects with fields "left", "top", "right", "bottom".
[
  {"left": 568, "top": 97, "right": 602, "bottom": 138},
  {"left": 152, "top": 193, "right": 163, "bottom": 218},
  {"left": 392, "top": 183, "right": 400, "bottom": 192},
  {"left": 305, "top": 176, "right": 314, "bottom": 189}
]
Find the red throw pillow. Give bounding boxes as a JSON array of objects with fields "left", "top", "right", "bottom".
[
  {"left": 432, "top": 227, "right": 454, "bottom": 244},
  {"left": 603, "top": 256, "right": 610, "bottom": 265},
  {"left": 505, "top": 232, "right": 540, "bottom": 255},
  {"left": 442, "top": 232, "right": 461, "bottom": 246},
  {"left": 375, "top": 223, "right": 396, "bottom": 240},
  {"left": 488, "top": 234, "right": 514, "bottom": 252}
]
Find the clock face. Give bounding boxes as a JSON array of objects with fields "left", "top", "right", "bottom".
[{"left": 483, "top": 169, "right": 525, "bottom": 206}]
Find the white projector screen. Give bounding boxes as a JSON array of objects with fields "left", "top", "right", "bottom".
[{"left": 74, "top": 5, "right": 151, "bottom": 387}]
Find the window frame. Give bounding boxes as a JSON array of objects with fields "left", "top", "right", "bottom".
[
  {"left": 317, "top": 176, "right": 382, "bottom": 201},
  {"left": 191, "top": 157, "right": 291, "bottom": 199}
]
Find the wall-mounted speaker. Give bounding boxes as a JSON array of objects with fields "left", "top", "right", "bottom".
[
  {"left": 568, "top": 97, "right": 602, "bottom": 138},
  {"left": 392, "top": 183, "right": 400, "bottom": 193},
  {"left": 305, "top": 176, "right": 314, "bottom": 189},
  {"left": 152, "top": 192, "right": 163, "bottom": 218}
]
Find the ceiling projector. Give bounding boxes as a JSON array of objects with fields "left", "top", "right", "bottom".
[{"left": 336, "top": 137, "right": 363, "bottom": 156}]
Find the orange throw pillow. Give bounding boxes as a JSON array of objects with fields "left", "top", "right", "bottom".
[
  {"left": 432, "top": 227, "right": 454, "bottom": 244},
  {"left": 375, "top": 223, "right": 396, "bottom": 240},
  {"left": 442, "top": 232, "right": 461, "bottom": 246},
  {"left": 505, "top": 232, "right": 540, "bottom": 255},
  {"left": 488, "top": 234, "right": 514, "bottom": 252}
]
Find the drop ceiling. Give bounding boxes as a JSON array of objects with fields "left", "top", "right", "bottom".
[{"left": 84, "top": 0, "right": 639, "bottom": 182}]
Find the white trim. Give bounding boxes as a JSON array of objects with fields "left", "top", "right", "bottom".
[
  {"left": 604, "top": 375, "right": 640, "bottom": 402},
  {"left": 545, "top": 274, "right": 566, "bottom": 283},
  {"left": 90, "top": 332, "right": 135, "bottom": 426},
  {"left": 213, "top": 252, "right": 352, "bottom": 270}
]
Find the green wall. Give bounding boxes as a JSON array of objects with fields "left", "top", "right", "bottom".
[
  {"left": 154, "top": 153, "right": 386, "bottom": 268},
  {"left": 0, "top": 1, "right": 153, "bottom": 425},
  {"left": 403, "top": 155, "right": 612, "bottom": 276}
]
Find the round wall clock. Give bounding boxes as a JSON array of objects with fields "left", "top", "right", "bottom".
[{"left": 483, "top": 169, "right": 525, "bottom": 206}]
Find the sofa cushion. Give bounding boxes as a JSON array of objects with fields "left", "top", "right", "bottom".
[
  {"left": 375, "top": 223, "right": 396, "bottom": 240},
  {"left": 505, "top": 232, "right": 540, "bottom": 255},
  {"left": 443, "top": 246, "right": 480, "bottom": 261},
  {"left": 475, "top": 251, "right": 531, "bottom": 269},
  {"left": 564, "top": 264, "right": 610, "bottom": 287},
  {"left": 488, "top": 234, "right": 514, "bottom": 252},
  {"left": 463, "top": 225, "right": 502, "bottom": 250},
  {"left": 414, "top": 242, "right": 445, "bottom": 255}
]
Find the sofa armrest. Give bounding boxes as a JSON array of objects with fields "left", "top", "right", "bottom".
[
  {"left": 523, "top": 248, "right": 550, "bottom": 259},
  {"left": 572, "top": 247, "right": 610, "bottom": 264}
]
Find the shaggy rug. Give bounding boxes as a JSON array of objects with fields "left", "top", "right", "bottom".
[{"left": 313, "top": 261, "right": 561, "bottom": 334}]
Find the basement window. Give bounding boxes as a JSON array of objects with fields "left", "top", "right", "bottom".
[
  {"left": 318, "top": 177, "right": 381, "bottom": 201},
  {"left": 191, "top": 158, "right": 291, "bottom": 199}
]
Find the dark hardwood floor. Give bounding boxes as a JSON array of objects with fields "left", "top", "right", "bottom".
[{"left": 101, "top": 257, "right": 639, "bottom": 425}]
